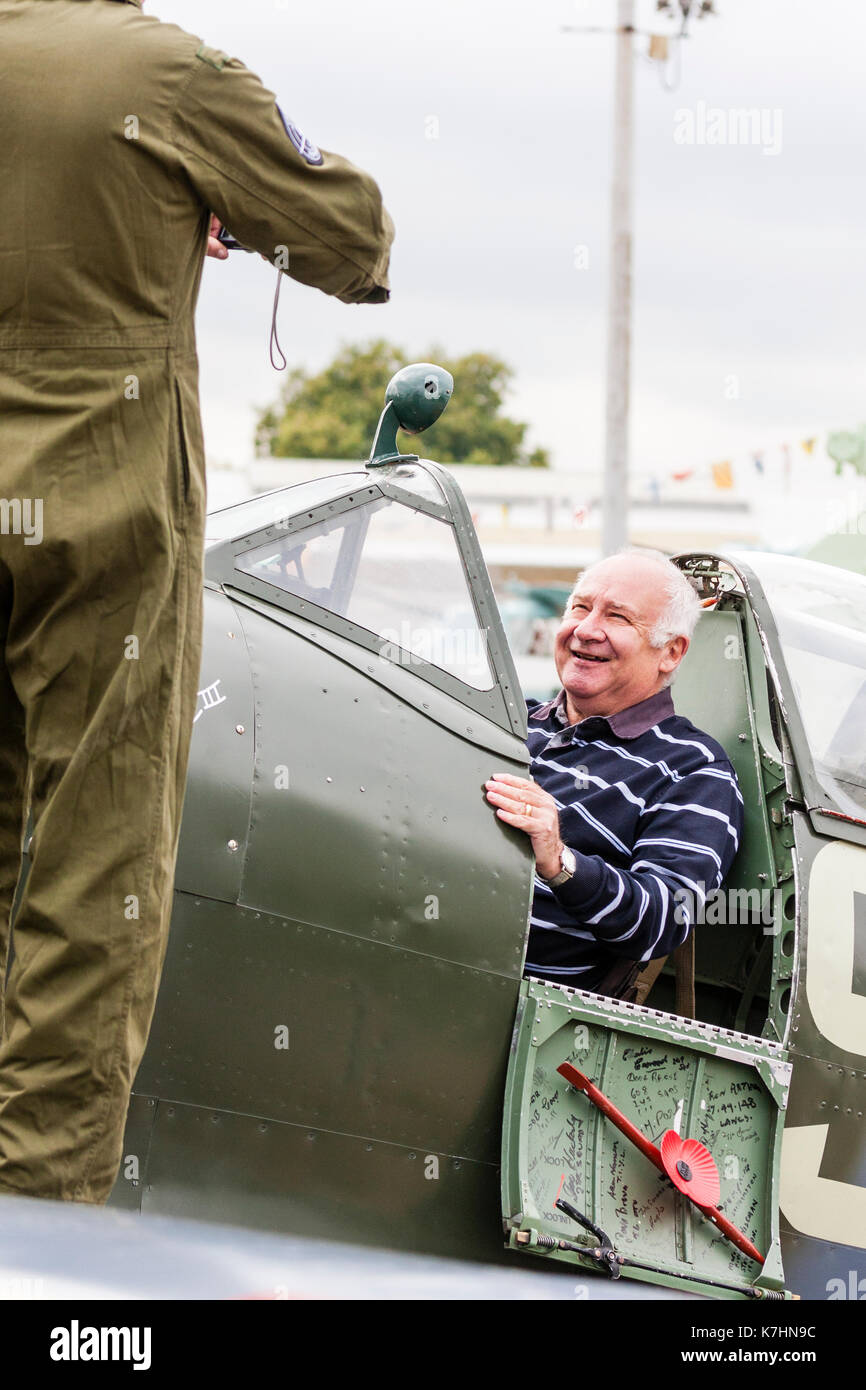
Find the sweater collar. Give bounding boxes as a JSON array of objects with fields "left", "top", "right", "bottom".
[{"left": 530, "top": 685, "right": 675, "bottom": 740}]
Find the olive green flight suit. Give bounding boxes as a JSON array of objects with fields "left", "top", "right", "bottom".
[{"left": 0, "top": 0, "right": 393, "bottom": 1202}]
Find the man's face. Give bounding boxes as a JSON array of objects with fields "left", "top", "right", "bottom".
[{"left": 553, "top": 556, "right": 688, "bottom": 721}]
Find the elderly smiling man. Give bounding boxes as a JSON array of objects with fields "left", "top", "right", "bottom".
[{"left": 485, "top": 550, "right": 743, "bottom": 1000}]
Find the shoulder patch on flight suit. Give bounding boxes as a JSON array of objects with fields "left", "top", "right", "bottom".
[
  {"left": 276, "top": 106, "right": 324, "bottom": 166},
  {"left": 195, "top": 43, "right": 229, "bottom": 72}
]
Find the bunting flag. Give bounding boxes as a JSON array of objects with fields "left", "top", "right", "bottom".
[
  {"left": 711, "top": 460, "right": 733, "bottom": 490},
  {"left": 646, "top": 427, "right": 859, "bottom": 496},
  {"left": 827, "top": 427, "right": 866, "bottom": 477}
]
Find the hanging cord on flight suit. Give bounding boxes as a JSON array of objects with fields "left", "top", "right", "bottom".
[
  {"left": 216, "top": 224, "right": 287, "bottom": 370},
  {"left": 270, "top": 268, "right": 287, "bottom": 371}
]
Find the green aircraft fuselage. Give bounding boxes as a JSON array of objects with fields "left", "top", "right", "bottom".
[{"left": 102, "top": 368, "right": 866, "bottom": 1302}]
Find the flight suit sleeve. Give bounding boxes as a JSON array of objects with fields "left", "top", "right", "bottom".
[{"left": 170, "top": 47, "right": 393, "bottom": 304}]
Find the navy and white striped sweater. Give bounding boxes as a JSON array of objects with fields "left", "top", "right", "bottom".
[{"left": 525, "top": 686, "right": 744, "bottom": 991}]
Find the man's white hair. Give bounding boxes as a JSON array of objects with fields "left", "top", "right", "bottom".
[{"left": 569, "top": 548, "right": 702, "bottom": 682}]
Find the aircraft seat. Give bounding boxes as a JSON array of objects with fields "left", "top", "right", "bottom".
[{"left": 634, "top": 603, "right": 779, "bottom": 1031}]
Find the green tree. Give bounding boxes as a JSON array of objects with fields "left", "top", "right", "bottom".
[{"left": 254, "top": 339, "right": 549, "bottom": 467}]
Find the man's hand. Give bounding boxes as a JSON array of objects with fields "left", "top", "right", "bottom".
[
  {"left": 485, "top": 773, "right": 565, "bottom": 879},
  {"left": 206, "top": 214, "right": 228, "bottom": 260}
]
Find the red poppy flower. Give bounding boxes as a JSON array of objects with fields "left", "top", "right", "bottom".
[{"left": 660, "top": 1130, "right": 721, "bottom": 1208}]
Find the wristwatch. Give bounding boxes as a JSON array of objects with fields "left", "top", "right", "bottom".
[{"left": 539, "top": 845, "right": 576, "bottom": 887}]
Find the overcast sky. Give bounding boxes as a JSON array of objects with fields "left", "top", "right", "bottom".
[{"left": 148, "top": 0, "right": 866, "bottom": 497}]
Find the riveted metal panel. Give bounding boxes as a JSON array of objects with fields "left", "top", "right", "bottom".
[
  {"left": 108, "top": 1093, "right": 156, "bottom": 1212},
  {"left": 173, "top": 589, "right": 255, "bottom": 901},
  {"left": 779, "top": 1229, "right": 866, "bottom": 1303},
  {"left": 135, "top": 893, "right": 521, "bottom": 1163},
  {"left": 228, "top": 595, "right": 522, "bottom": 760},
  {"left": 234, "top": 603, "right": 532, "bottom": 978},
  {"left": 779, "top": 1047, "right": 866, "bottom": 1292},
  {"left": 139, "top": 1100, "right": 503, "bottom": 1262},
  {"left": 790, "top": 825, "right": 866, "bottom": 1069},
  {"left": 779, "top": 810, "right": 866, "bottom": 1287}
]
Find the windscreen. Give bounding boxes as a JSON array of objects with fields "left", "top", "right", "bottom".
[
  {"left": 235, "top": 495, "right": 495, "bottom": 690},
  {"left": 745, "top": 554, "right": 866, "bottom": 815},
  {"left": 205, "top": 475, "right": 366, "bottom": 546}
]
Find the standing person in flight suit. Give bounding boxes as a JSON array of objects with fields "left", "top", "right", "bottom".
[{"left": 0, "top": 0, "right": 393, "bottom": 1204}]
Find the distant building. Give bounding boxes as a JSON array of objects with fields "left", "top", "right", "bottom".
[{"left": 244, "top": 457, "right": 761, "bottom": 585}]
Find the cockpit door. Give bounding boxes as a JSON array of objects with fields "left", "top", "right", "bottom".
[{"left": 501, "top": 979, "right": 791, "bottom": 1297}]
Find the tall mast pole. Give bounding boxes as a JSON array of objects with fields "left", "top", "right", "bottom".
[{"left": 601, "top": 0, "right": 635, "bottom": 556}]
